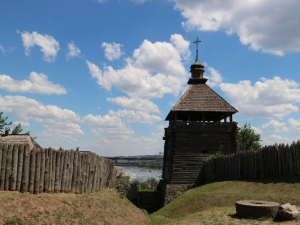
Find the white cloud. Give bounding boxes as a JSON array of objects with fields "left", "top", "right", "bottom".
[
  {"left": 262, "top": 134, "right": 294, "bottom": 146},
  {"left": 20, "top": 31, "right": 60, "bottom": 62},
  {"left": 101, "top": 42, "right": 124, "bottom": 61},
  {"left": 83, "top": 114, "right": 124, "bottom": 127},
  {"left": 86, "top": 34, "right": 190, "bottom": 99},
  {"left": 107, "top": 96, "right": 160, "bottom": 113},
  {"left": 0, "top": 72, "right": 67, "bottom": 95},
  {"left": 67, "top": 41, "right": 81, "bottom": 60},
  {"left": 220, "top": 77, "right": 300, "bottom": 118},
  {"left": 0, "top": 95, "right": 83, "bottom": 142},
  {"left": 82, "top": 113, "right": 161, "bottom": 155},
  {"left": 262, "top": 120, "right": 288, "bottom": 133},
  {"left": 151, "top": 124, "right": 166, "bottom": 139},
  {"left": 109, "top": 110, "right": 161, "bottom": 124},
  {"left": 12, "top": 121, "right": 30, "bottom": 127},
  {"left": 129, "top": 0, "right": 152, "bottom": 3},
  {"left": 206, "top": 67, "right": 223, "bottom": 87},
  {"left": 132, "top": 36, "right": 188, "bottom": 76},
  {"left": 82, "top": 113, "right": 134, "bottom": 140},
  {"left": 86, "top": 60, "right": 185, "bottom": 99},
  {"left": 262, "top": 118, "right": 300, "bottom": 134},
  {"left": 80, "top": 134, "right": 160, "bottom": 156},
  {"left": 170, "top": 34, "right": 191, "bottom": 60},
  {"left": 0, "top": 43, "right": 5, "bottom": 53},
  {"left": 251, "top": 126, "right": 263, "bottom": 135},
  {"left": 172, "top": 0, "right": 300, "bottom": 56}
]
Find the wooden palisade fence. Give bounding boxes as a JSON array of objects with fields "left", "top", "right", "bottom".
[
  {"left": 204, "top": 141, "right": 300, "bottom": 184},
  {"left": 0, "top": 143, "right": 116, "bottom": 194}
]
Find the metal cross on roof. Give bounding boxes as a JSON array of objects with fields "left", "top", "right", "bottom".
[{"left": 193, "top": 37, "right": 201, "bottom": 60}]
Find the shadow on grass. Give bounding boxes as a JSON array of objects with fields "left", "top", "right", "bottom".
[
  {"left": 228, "top": 213, "right": 300, "bottom": 223},
  {"left": 203, "top": 176, "right": 300, "bottom": 185}
]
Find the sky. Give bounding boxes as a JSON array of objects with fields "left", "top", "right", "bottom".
[{"left": 1, "top": 0, "right": 300, "bottom": 156}]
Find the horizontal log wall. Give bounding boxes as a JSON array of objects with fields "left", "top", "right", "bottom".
[
  {"left": 0, "top": 144, "right": 116, "bottom": 194},
  {"left": 163, "top": 122, "right": 238, "bottom": 184},
  {"left": 204, "top": 141, "right": 300, "bottom": 184}
]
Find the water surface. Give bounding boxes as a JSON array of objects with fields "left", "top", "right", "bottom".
[{"left": 117, "top": 166, "right": 162, "bottom": 182}]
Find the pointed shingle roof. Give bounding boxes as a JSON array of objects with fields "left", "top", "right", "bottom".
[{"left": 166, "top": 84, "right": 238, "bottom": 120}]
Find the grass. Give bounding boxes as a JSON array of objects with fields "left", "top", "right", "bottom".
[
  {"left": 151, "top": 176, "right": 300, "bottom": 224},
  {"left": 0, "top": 177, "right": 299, "bottom": 224}
]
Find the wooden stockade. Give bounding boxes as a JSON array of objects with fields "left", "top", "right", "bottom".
[
  {"left": 204, "top": 141, "right": 300, "bottom": 184},
  {"left": 0, "top": 143, "right": 116, "bottom": 194}
]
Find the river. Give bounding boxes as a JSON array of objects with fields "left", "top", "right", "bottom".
[{"left": 117, "top": 166, "right": 162, "bottom": 182}]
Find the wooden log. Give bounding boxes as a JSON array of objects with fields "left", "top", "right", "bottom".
[
  {"left": 34, "top": 149, "right": 41, "bottom": 194},
  {"left": 48, "top": 148, "right": 53, "bottom": 192},
  {"left": 82, "top": 152, "right": 87, "bottom": 192},
  {"left": 61, "top": 150, "right": 68, "bottom": 193},
  {"left": 0, "top": 144, "right": 3, "bottom": 185},
  {"left": 39, "top": 148, "right": 45, "bottom": 193},
  {"left": 87, "top": 153, "right": 93, "bottom": 193},
  {"left": 28, "top": 149, "right": 36, "bottom": 193},
  {"left": 5, "top": 144, "right": 13, "bottom": 191},
  {"left": 59, "top": 149, "right": 65, "bottom": 190},
  {"left": 95, "top": 157, "right": 100, "bottom": 190},
  {"left": 287, "top": 144, "right": 291, "bottom": 177},
  {"left": 10, "top": 144, "right": 19, "bottom": 191},
  {"left": 68, "top": 150, "right": 74, "bottom": 192},
  {"left": 51, "top": 149, "right": 56, "bottom": 192},
  {"left": 71, "top": 150, "right": 78, "bottom": 193},
  {"left": 21, "top": 145, "right": 30, "bottom": 192},
  {"left": 16, "top": 144, "right": 24, "bottom": 191},
  {"left": 54, "top": 150, "right": 61, "bottom": 193},
  {"left": 44, "top": 148, "right": 50, "bottom": 192},
  {"left": 75, "top": 152, "right": 82, "bottom": 194},
  {"left": 297, "top": 144, "right": 300, "bottom": 176},
  {"left": 65, "top": 150, "right": 70, "bottom": 192}
]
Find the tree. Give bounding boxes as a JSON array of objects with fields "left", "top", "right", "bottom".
[
  {"left": 0, "top": 112, "right": 34, "bottom": 137},
  {"left": 11, "top": 123, "right": 30, "bottom": 135},
  {"left": 0, "top": 112, "right": 12, "bottom": 134},
  {"left": 238, "top": 123, "right": 262, "bottom": 151}
]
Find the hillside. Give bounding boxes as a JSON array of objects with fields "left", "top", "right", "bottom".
[
  {"left": 152, "top": 176, "right": 300, "bottom": 224},
  {"left": 1, "top": 177, "right": 300, "bottom": 225},
  {"left": 0, "top": 189, "right": 150, "bottom": 225}
]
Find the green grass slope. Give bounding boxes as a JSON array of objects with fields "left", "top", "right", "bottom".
[{"left": 152, "top": 176, "right": 300, "bottom": 225}]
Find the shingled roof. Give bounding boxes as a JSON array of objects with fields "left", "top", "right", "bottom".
[{"left": 166, "top": 84, "right": 238, "bottom": 120}]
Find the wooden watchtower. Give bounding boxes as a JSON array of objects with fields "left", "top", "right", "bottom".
[{"left": 162, "top": 38, "right": 239, "bottom": 187}]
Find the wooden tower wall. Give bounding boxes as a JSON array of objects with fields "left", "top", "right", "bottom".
[{"left": 163, "top": 121, "right": 238, "bottom": 184}]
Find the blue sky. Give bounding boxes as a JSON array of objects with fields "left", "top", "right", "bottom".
[{"left": 1, "top": 0, "right": 300, "bottom": 156}]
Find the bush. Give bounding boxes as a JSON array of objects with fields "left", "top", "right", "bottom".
[{"left": 131, "top": 178, "right": 158, "bottom": 191}]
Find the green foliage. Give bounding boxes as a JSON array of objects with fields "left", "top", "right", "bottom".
[
  {"left": 0, "top": 112, "right": 12, "bottom": 134},
  {"left": 208, "top": 152, "right": 222, "bottom": 161},
  {"left": 131, "top": 178, "right": 158, "bottom": 191},
  {"left": 12, "top": 123, "right": 25, "bottom": 135},
  {"left": 238, "top": 123, "right": 262, "bottom": 151},
  {"left": 121, "top": 177, "right": 130, "bottom": 183},
  {"left": 139, "top": 157, "right": 163, "bottom": 169}
]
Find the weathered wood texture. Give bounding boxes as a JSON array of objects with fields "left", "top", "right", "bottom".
[
  {"left": 163, "top": 121, "right": 239, "bottom": 184},
  {"left": 0, "top": 144, "right": 116, "bottom": 194},
  {"left": 204, "top": 141, "right": 300, "bottom": 184}
]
